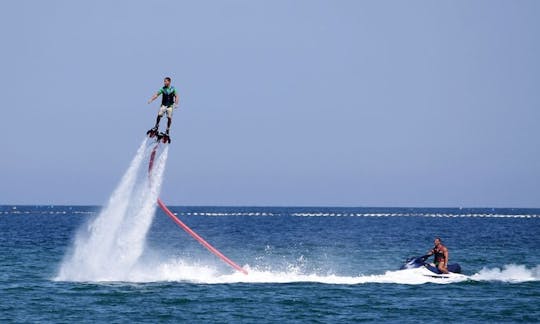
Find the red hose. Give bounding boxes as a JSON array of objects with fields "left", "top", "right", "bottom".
[
  {"left": 157, "top": 198, "right": 248, "bottom": 274},
  {"left": 149, "top": 144, "right": 247, "bottom": 275}
]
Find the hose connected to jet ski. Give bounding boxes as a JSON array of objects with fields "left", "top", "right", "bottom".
[{"left": 148, "top": 143, "right": 248, "bottom": 275}]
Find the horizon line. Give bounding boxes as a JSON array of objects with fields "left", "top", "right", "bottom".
[{"left": 2, "top": 204, "right": 540, "bottom": 210}]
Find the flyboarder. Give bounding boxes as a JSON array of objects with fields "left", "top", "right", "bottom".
[{"left": 147, "top": 77, "right": 179, "bottom": 143}]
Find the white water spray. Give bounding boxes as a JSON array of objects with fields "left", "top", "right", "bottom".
[
  {"left": 57, "top": 139, "right": 168, "bottom": 281},
  {"left": 119, "top": 261, "right": 540, "bottom": 285}
]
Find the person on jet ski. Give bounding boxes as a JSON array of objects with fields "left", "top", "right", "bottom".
[{"left": 426, "top": 237, "right": 449, "bottom": 274}]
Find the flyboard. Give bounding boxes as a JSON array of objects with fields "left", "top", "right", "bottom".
[
  {"left": 147, "top": 127, "right": 171, "bottom": 144},
  {"left": 147, "top": 130, "right": 248, "bottom": 275}
]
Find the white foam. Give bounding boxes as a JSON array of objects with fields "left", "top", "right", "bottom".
[
  {"left": 179, "top": 212, "right": 278, "bottom": 217},
  {"left": 291, "top": 212, "right": 539, "bottom": 218},
  {"left": 60, "top": 256, "right": 540, "bottom": 285},
  {"left": 470, "top": 264, "right": 540, "bottom": 283},
  {"left": 56, "top": 140, "right": 168, "bottom": 282}
]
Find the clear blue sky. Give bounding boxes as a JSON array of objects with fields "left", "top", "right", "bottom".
[{"left": 1, "top": 1, "right": 539, "bottom": 207}]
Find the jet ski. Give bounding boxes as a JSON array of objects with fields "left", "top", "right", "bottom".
[{"left": 401, "top": 255, "right": 463, "bottom": 279}]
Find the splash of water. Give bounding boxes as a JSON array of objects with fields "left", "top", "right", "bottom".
[
  {"left": 56, "top": 139, "right": 168, "bottom": 281},
  {"left": 470, "top": 264, "right": 540, "bottom": 283},
  {"left": 76, "top": 258, "right": 540, "bottom": 285}
]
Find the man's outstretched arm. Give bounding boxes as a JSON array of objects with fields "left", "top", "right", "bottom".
[{"left": 148, "top": 92, "right": 161, "bottom": 104}]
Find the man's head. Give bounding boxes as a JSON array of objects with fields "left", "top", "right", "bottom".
[
  {"left": 164, "top": 77, "right": 171, "bottom": 87},
  {"left": 434, "top": 237, "right": 442, "bottom": 245}
]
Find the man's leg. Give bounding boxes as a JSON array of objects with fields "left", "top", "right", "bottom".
[
  {"left": 155, "top": 106, "right": 166, "bottom": 129},
  {"left": 166, "top": 107, "right": 173, "bottom": 134},
  {"left": 438, "top": 263, "right": 449, "bottom": 274}
]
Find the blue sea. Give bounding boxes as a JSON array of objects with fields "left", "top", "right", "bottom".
[{"left": 1, "top": 205, "right": 539, "bottom": 323}]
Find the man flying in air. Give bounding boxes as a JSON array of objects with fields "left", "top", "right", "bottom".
[{"left": 147, "top": 77, "right": 179, "bottom": 136}]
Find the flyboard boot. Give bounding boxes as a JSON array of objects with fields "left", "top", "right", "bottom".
[
  {"left": 157, "top": 128, "right": 171, "bottom": 144},
  {"left": 146, "top": 126, "right": 159, "bottom": 138}
]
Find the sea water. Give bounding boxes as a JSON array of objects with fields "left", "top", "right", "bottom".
[
  {"left": 1, "top": 205, "right": 539, "bottom": 322},
  {"left": 1, "top": 138, "right": 539, "bottom": 322}
]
